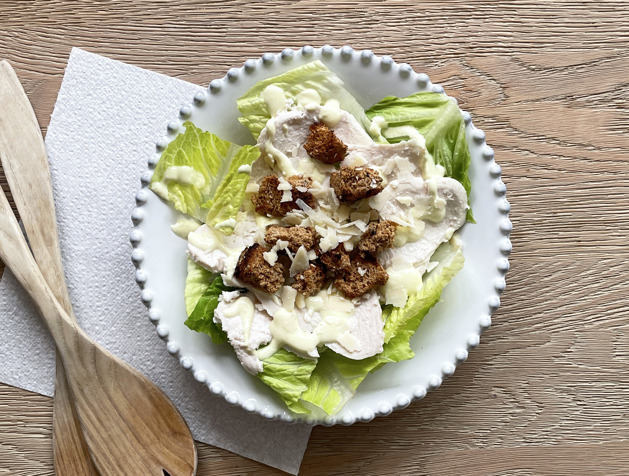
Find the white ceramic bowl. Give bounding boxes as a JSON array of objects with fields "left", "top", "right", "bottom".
[{"left": 131, "top": 45, "right": 511, "bottom": 425}]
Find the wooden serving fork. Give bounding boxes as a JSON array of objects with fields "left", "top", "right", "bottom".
[{"left": 0, "top": 60, "right": 197, "bottom": 475}]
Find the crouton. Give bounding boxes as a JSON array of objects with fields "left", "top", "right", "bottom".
[
  {"left": 330, "top": 166, "right": 384, "bottom": 201},
  {"left": 234, "top": 244, "right": 285, "bottom": 293},
  {"left": 265, "top": 225, "right": 317, "bottom": 252},
  {"left": 357, "top": 221, "right": 397, "bottom": 255},
  {"left": 291, "top": 263, "right": 327, "bottom": 297},
  {"left": 287, "top": 175, "right": 316, "bottom": 208},
  {"left": 320, "top": 244, "right": 351, "bottom": 272},
  {"left": 253, "top": 175, "right": 316, "bottom": 217},
  {"left": 303, "top": 122, "right": 347, "bottom": 164},
  {"left": 334, "top": 254, "right": 388, "bottom": 299}
]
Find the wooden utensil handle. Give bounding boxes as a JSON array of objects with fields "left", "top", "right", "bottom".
[
  {"left": 0, "top": 60, "right": 99, "bottom": 476},
  {"left": 0, "top": 186, "right": 79, "bottom": 346},
  {"left": 0, "top": 60, "right": 73, "bottom": 313}
]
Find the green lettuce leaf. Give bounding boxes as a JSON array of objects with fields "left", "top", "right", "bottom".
[
  {"left": 366, "top": 92, "right": 474, "bottom": 222},
  {"left": 258, "top": 348, "right": 318, "bottom": 414},
  {"left": 237, "top": 60, "right": 385, "bottom": 142},
  {"left": 299, "top": 239, "right": 465, "bottom": 415},
  {"left": 184, "top": 259, "right": 214, "bottom": 316},
  {"left": 381, "top": 239, "right": 465, "bottom": 344},
  {"left": 150, "top": 121, "right": 259, "bottom": 228},
  {"left": 184, "top": 265, "right": 239, "bottom": 344}
]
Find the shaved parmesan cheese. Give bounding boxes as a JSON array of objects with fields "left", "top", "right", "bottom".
[
  {"left": 282, "top": 210, "right": 306, "bottom": 225},
  {"left": 396, "top": 196, "right": 413, "bottom": 206},
  {"left": 281, "top": 285, "right": 297, "bottom": 312},
  {"left": 280, "top": 189, "right": 293, "bottom": 202},
  {"left": 277, "top": 177, "right": 292, "bottom": 190},
  {"left": 263, "top": 239, "right": 289, "bottom": 266},
  {"left": 319, "top": 228, "right": 339, "bottom": 253},
  {"left": 368, "top": 186, "right": 392, "bottom": 212},
  {"left": 344, "top": 152, "right": 368, "bottom": 167},
  {"left": 262, "top": 248, "right": 278, "bottom": 266},
  {"left": 336, "top": 205, "right": 351, "bottom": 222},
  {"left": 289, "top": 246, "right": 310, "bottom": 276}
]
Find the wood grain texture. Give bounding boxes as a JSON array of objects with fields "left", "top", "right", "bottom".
[
  {"left": 0, "top": 60, "right": 97, "bottom": 475},
  {"left": 1, "top": 1, "right": 629, "bottom": 474}
]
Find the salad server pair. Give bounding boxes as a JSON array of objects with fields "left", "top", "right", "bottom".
[{"left": 0, "top": 60, "right": 197, "bottom": 475}]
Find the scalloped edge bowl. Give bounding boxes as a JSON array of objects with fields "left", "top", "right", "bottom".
[{"left": 131, "top": 45, "right": 511, "bottom": 426}]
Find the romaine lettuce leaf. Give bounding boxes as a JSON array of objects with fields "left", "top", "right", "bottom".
[
  {"left": 366, "top": 92, "right": 474, "bottom": 222},
  {"left": 298, "top": 239, "right": 465, "bottom": 415},
  {"left": 381, "top": 239, "right": 465, "bottom": 344},
  {"left": 184, "top": 258, "right": 214, "bottom": 316},
  {"left": 237, "top": 60, "right": 385, "bottom": 142},
  {"left": 184, "top": 263, "right": 239, "bottom": 344},
  {"left": 258, "top": 348, "right": 318, "bottom": 414},
  {"left": 150, "top": 121, "right": 259, "bottom": 228}
]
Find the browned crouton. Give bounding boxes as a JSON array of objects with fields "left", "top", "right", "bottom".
[
  {"left": 291, "top": 263, "right": 327, "bottom": 297},
  {"left": 330, "top": 167, "right": 383, "bottom": 201},
  {"left": 303, "top": 122, "right": 347, "bottom": 164},
  {"left": 265, "top": 225, "right": 317, "bottom": 252},
  {"left": 357, "top": 221, "right": 397, "bottom": 255},
  {"left": 234, "top": 244, "right": 285, "bottom": 293},
  {"left": 253, "top": 175, "right": 316, "bottom": 217},
  {"left": 334, "top": 254, "right": 388, "bottom": 299},
  {"left": 320, "top": 244, "right": 351, "bottom": 272},
  {"left": 286, "top": 175, "right": 316, "bottom": 209}
]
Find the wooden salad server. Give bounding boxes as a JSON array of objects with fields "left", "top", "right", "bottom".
[
  {"left": 0, "top": 60, "right": 98, "bottom": 476},
  {"left": 0, "top": 60, "right": 197, "bottom": 476}
]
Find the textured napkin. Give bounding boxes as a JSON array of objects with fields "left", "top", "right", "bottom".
[{"left": 0, "top": 48, "right": 311, "bottom": 474}]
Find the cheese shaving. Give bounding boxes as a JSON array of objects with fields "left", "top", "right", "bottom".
[{"left": 289, "top": 246, "right": 311, "bottom": 277}]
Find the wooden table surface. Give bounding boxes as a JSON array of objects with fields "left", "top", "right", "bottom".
[{"left": 1, "top": 1, "right": 629, "bottom": 474}]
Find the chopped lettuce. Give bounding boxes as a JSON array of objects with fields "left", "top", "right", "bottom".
[
  {"left": 255, "top": 239, "right": 465, "bottom": 416},
  {"left": 381, "top": 239, "right": 465, "bottom": 344},
  {"left": 183, "top": 262, "right": 239, "bottom": 344},
  {"left": 184, "top": 258, "right": 214, "bottom": 316},
  {"left": 366, "top": 92, "right": 474, "bottom": 222},
  {"left": 150, "top": 121, "right": 259, "bottom": 229},
  {"left": 237, "top": 60, "right": 385, "bottom": 143},
  {"left": 258, "top": 349, "right": 318, "bottom": 414}
]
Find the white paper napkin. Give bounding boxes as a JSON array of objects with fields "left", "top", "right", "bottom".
[{"left": 0, "top": 48, "right": 311, "bottom": 474}]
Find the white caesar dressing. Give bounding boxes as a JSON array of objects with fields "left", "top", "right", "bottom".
[
  {"left": 393, "top": 221, "right": 426, "bottom": 247},
  {"left": 319, "top": 99, "right": 342, "bottom": 127},
  {"left": 256, "top": 289, "right": 358, "bottom": 360},
  {"left": 221, "top": 295, "right": 256, "bottom": 345},
  {"left": 424, "top": 177, "right": 448, "bottom": 222},
  {"left": 163, "top": 165, "right": 206, "bottom": 187},
  {"left": 151, "top": 165, "right": 206, "bottom": 200},
  {"left": 187, "top": 223, "right": 251, "bottom": 279},
  {"left": 170, "top": 215, "right": 201, "bottom": 239},
  {"left": 261, "top": 84, "right": 287, "bottom": 116},
  {"left": 369, "top": 115, "right": 387, "bottom": 137},
  {"left": 263, "top": 118, "right": 296, "bottom": 176},
  {"left": 383, "top": 125, "right": 445, "bottom": 179},
  {"left": 296, "top": 88, "right": 322, "bottom": 111},
  {"left": 237, "top": 164, "right": 252, "bottom": 174},
  {"left": 382, "top": 256, "right": 425, "bottom": 307}
]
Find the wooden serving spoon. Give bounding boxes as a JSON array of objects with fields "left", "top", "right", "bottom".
[{"left": 0, "top": 61, "right": 197, "bottom": 475}]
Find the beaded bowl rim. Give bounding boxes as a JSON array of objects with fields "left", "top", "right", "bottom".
[{"left": 131, "top": 45, "right": 511, "bottom": 426}]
